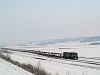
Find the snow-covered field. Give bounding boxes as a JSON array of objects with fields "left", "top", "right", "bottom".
[
  {"left": 0, "top": 58, "right": 34, "bottom": 75},
  {"left": 2, "top": 42, "right": 100, "bottom": 75},
  {"left": 7, "top": 42, "right": 100, "bottom": 57}
]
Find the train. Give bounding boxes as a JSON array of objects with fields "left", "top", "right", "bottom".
[{"left": 1, "top": 48, "right": 78, "bottom": 60}]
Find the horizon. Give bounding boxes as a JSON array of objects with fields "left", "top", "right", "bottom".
[{"left": 1, "top": 35, "right": 100, "bottom": 46}]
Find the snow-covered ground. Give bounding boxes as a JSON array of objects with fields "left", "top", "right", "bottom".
[
  {"left": 0, "top": 58, "right": 34, "bottom": 75},
  {"left": 5, "top": 50, "right": 100, "bottom": 75},
  {"left": 6, "top": 42, "right": 100, "bottom": 57},
  {"left": 2, "top": 42, "right": 100, "bottom": 75}
]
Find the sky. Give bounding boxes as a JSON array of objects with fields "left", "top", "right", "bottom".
[{"left": 0, "top": 0, "right": 100, "bottom": 44}]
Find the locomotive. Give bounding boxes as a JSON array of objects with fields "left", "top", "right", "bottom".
[{"left": 63, "top": 52, "right": 78, "bottom": 60}]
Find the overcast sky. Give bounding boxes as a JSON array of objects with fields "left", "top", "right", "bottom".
[{"left": 0, "top": 0, "right": 100, "bottom": 44}]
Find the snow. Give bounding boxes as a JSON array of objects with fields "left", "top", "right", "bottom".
[
  {"left": 0, "top": 58, "right": 34, "bottom": 75},
  {"left": 2, "top": 42, "right": 100, "bottom": 75},
  {"left": 5, "top": 43, "right": 100, "bottom": 57},
  {"left": 6, "top": 51, "right": 100, "bottom": 75}
]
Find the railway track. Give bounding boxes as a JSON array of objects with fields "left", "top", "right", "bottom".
[
  {"left": 71, "top": 59, "right": 100, "bottom": 66},
  {"left": 2, "top": 49, "right": 100, "bottom": 70},
  {"left": 79, "top": 57, "right": 100, "bottom": 60},
  {"left": 7, "top": 51, "right": 100, "bottom": 70}
]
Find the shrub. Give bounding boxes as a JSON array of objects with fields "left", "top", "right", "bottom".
[{"left": 0, "top": 53, "right": 51, "bottom": 75}]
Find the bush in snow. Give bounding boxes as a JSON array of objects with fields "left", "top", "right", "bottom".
[{"left": 0, "top": 53, "right": 51, "bottom": 75}]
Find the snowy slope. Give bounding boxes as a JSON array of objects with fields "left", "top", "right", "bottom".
[
  {"left": 24, "top": 36, "right": 100, "bottom": 46},
  {"left": 5, "top": 51, "right": 100, "bottom": 75},
  {"left": 0, "top": 58, "right": 34, "bottom": 75}
]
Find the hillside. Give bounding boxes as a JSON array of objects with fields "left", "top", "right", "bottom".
[{"left": 26, "top": 36, "right": 100, "bottom": 46}]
